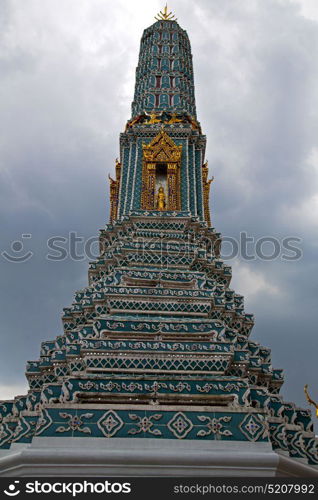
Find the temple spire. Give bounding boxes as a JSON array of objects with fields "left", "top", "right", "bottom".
[
  {"left": 1, "top": 9, "right": 318, "bottom": 478},
  {"left": 132, "top": 13, "right": 196, "bottom": 119}
]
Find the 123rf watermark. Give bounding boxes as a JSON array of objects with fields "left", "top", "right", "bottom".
[{"left": 1, "top": 231, "right": 302, "bottom": 263}]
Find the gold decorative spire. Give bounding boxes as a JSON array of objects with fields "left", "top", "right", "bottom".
[{"left": 155, "top": 4, "right": 177, "bottom": 21}]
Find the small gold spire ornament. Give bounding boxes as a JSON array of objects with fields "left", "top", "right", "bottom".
[
  {"left": 304, "top": 385, "right": 318, "bottom": 417},
  {"left": 155, "top": 4, "right": 177, "bottom": 21}
]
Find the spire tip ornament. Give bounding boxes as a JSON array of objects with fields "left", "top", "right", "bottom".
[{"left": 155, "top": 4, "right": 177, "bottom": 21}]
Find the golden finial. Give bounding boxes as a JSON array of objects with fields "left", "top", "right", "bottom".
[
  {"left": 155, "top": 4, "right": 177, "bottom": 21},
  {"left": 304, "top": 384, "right": 318, "bottom": 417}
]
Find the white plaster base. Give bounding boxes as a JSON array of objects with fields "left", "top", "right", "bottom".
[{"left": 0, "top": 438, "right": 317, "bottom": 477}]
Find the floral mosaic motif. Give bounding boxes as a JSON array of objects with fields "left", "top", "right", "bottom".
[
  {"left": 0, "top": 422, "right": 18, "bottom": 448},
  {"left": 59, "top": 381, "right": 74, "bottom": 403},
  {"left": 197, "top": 416, "right": 233, "bottom": 438},
  {"left": 131, "top": 323, "right": 151, "bottom": 331},
  {"left": 169, "top": 382, "right": 191, "bottom": 392},
  {"left": 34, "top": 409, "right": 53, "bottom": 436},
  {"left": 239, "top": 414, "right": 266, "bottom": 442},
  {"left": 144, "top": 382, "right": 168, "bottom": 392},
  {"left": 268, "top": 423, "right": 289, "bottom": 452},
  {"left": 82, "top": 340, "right": 229, "bottom": 353},
  {"left": 286, "top": 431, "right": 307, "bottom": 459},
  {"left": 105, "top": 321, "right": 125, "bottom": 330},
  {"left": 167, "top": 412, "right": 193, "bottom": 439},
  {"left": 11, "top": 418, "right": 28, "bottom": 440},
  {"left": 128, "top": 414, "right": 162, "bottom": 436},
  {"left": 122, "top": 382, "right": 143, "bottom": 392},
  {"left": 56, "top": 413, "right": 94, "bottom": 434},
  {"left": 78, "top": 381, "right": 121, "bottom": 392},
  {"left": 196, "top": 382, "right": 245, "bottom": 393},
  {"left": 97, "top": 410, "right": 124, "bottom": 438},
  {"left": 105, "top": 285, "right": 212, "bottom": 299},
  {"left": 12, "top": 417, "right": 38, "bottom": 443},
  {"left": 241, "top": 388, "right": 251, "bottom": 407},
  {"left": 304, "top": 437, "right": 318, "bottom": 465},
  {"left": 0, "top": 424, "right": 10, "bottom": 442}
]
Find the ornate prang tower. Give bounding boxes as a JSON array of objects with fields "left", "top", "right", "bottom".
[{"left": 0, "top": 7, "right": 317, "bottom": 477}]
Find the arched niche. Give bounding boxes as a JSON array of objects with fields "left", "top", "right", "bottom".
[{"left": 141, "top": 130, "right": 182, "bottom": 211}]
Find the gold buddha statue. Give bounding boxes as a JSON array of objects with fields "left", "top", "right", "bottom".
[{"left": 156, "top": 186, "right": 166, "bottom": 211}]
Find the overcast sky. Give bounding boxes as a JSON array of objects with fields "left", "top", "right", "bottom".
[{"left": 1, "top": 0, "right": 318, "bottom": 423}]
